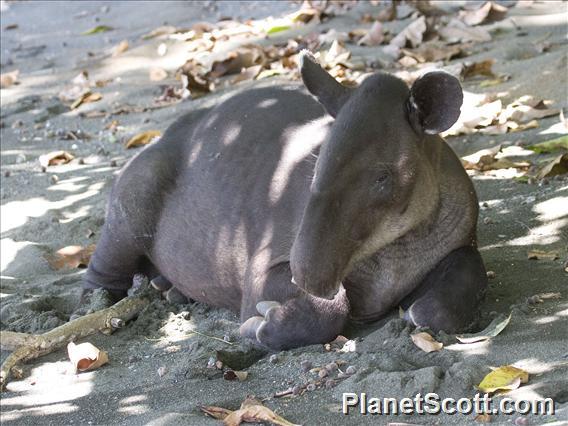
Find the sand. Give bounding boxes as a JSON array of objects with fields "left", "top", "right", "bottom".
[{"left": 1, "top": 1, "right": 567, "bottom": 425}]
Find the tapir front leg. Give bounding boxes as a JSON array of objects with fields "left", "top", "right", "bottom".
[
  {"left": 240, "top": 262, "right": 349, "bottom": 350},
  {"left": 400, "top": 246, "right": 488, "bottom": 333}
]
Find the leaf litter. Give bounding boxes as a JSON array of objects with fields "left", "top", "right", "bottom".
[{"left": 201, "top": 395, "right": 300, "bottom": 426}]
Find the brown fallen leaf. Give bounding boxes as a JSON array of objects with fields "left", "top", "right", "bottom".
[
  {"left": 390, "top": 16, "right": 427, "bottom": 49},
  {"left": 439, "top": 18, "right": 492, "bottom": 43},
  {"left": 112, "top": 39, "right": 129, "bottom": 56},
  {"left": 462, "top": 153, "right": 530, "bottom": 172},
  {"left": 125, "top": 130, "right": 161, "bottom": 149},
  {"left": 536, "top": 153, "right": 568, "bottom": 179},
  {"left": 528, "top": 249, "right": 560, "bottom": 261},
  {"left": 462, "top": 59, "right": 495, "bottom": 79},
  {"left": 475, "top": 413, "right": 492, "bottom": 423},
  {"left": 71, "top": 91, "right": 102, "bottom": 109},
  {"left": 67, "top": 341, "right": 109, "bottom": 372},
  {"left": 223, "top": 370, "right": 248, "bottom": 382},
  {"left": 210, "top": 46, "right": 266, "bottom": 78},
  {"left": 401, "top": 42, "right": 463, "bottom": 63},
  {"left": 411, "top": 332, "right": 443, "bottom": 353},
  {"left": 288, "top": 2, "right": 321, "bottom": 24},
  {"left": 39, "top": 150, "right": 75, "bottom": 168},
  {"left": 1, "top": 69, "right": 19, "bottom": 88},
  {"left": 460, "top": 1, "right": 508, "bottom": 26},
  {"left": 231, "top": 65, "right": 263, "bottom": 84},
  {"left": 45, "top": 244, "right": 96, "bottom": 270},
  {"left": 358, "top": 21, "right": 384, "bottom": 46},
  {"left": 201, "top": 395, "right": 300, "bottom": 426},
  {"left": 149, "top": 67, "right": 168, "bottom": 81}
]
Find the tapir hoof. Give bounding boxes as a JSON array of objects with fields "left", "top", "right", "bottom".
[
  {"left": 239, "top": 301, "right": 285, "bottom": 350},
  {"left": 151, "top": 275, "right": 173, "bottom": 291},
  {"left": 164, "top": 287, "right": 190, "bottom": 304}
]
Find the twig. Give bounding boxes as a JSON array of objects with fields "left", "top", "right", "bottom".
[{"left": 0, "top": 292, "right": 150, "bottom": 390}]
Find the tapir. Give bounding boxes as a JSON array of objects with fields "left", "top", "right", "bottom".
[{"left": 81, "top": 51, "right": 487, "bottom": 350}]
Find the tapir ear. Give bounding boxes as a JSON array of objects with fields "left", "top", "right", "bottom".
[
  {"left": 299, "top": 50, "right": 352, "bottom": 118},
  {"left": 408, "top": 71, "right": 463, "bottom": 135}
]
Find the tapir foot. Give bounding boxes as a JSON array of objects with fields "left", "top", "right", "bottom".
[
  {"left": 240, "top": 289, "right": 349, "bottom": 351},
  {"left": 401, "top": 246, "right": 488, "bottom": 333},
  {"left": 150, "top": 275, "right": 190, "bottom": 304}
]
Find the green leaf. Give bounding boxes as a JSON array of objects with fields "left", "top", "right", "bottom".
[
  {"left": 82, "top": 25, "right": 113, "bottom": 35},
  {"left": 526, "top": 135, "right": 568, "bottom": 154},
  {"left": 266, "top": 24, "right": 291, "bottom": 35},
  {"left": 456, "top": 313, "right": 511, "bottom": 343}
]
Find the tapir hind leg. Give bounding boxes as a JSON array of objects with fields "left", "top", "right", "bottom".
[
  {"left": 400, "top": 246, "right": 488, "bottom": 333},
  {"left": 82, "top": 222, "right": 149, "bottom": 303},
  {"left": 240, "top": 263, "right": 349, "bottom": 351}
]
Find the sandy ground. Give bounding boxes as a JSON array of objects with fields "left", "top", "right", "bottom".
[{"left": 1, "top": 1, "right": 567, "bottom": 425}]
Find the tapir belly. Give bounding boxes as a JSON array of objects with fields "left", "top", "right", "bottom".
[{"left": 144, "top": 85, "right": 329, "bottom": 311}]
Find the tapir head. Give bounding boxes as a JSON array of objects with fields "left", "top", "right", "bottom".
[{"left": 290, "top": 50, "right": 463, "bottom": 299}]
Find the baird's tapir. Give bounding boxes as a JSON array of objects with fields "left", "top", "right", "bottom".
[{"left": 81, "top": 50, "right": 487, "bottom": 350}]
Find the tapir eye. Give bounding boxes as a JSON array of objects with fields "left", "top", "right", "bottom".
[
  {"left": 374, "top": 172, "right": 390, "bottom": 187},
  {"left": 372, "top": 171, "right": 393, "bottom": 198}
]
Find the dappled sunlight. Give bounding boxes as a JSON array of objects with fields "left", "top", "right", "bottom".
[
  {"left": 118, "top": 394, "right": 150, "bottom": 415},
  {"left": 480, "top": 195, "right": 568, "bottom": 249},
  {"left": 3, "top": 362, "right": 93, "bottom": 406},
  {"left": 1, "top": 402, "right": 79, "bottom": 423},
  {"left": 533, "top": 196, "right": 568, "bottom": 221},
  {"left": 0, "top": 181, "right": 104, "bottom": 233},
  {"left": 532, "top": 303, "right": 568, "bottom": 325},
  {"left": 269, "top": 117, "right": 330, "bottom": 204}
]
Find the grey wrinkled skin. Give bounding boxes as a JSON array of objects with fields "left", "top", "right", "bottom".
[{"left": 80, "top": 51, "right": 487, "bottom": 350}]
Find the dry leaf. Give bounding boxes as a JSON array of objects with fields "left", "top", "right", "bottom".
[
  {"left": 358, "top": 21, "right": 384, "bottom": 46},
  {"left": 401, "top": 42, "right": 463, "bottom": 63},
  {"left": 461, "top": 146, "right": 525, "bottom": 172},
  {"left": 226, "top": 396, "right": 299, "bottom": 426},
  {"left": 390, "top": 16, "right": 427, "bottom": 49},
  {"left": 477, "top": 366, "right": 528, "bottom": 393},
  {"left": 460, "top": 2, "right": 508, "bottom": 26},
  {"left": 288, "top": 2, "right": 321, "bottom": 24},
  {"left": 536, "top": 154, "right": 568, "bottom": 179},
  {"left": 210, "top": 46, "right": 266, "bottom": 78},
  {"left": 112, "top": 40, "right": 129, "bottom": 56},
  {"left": 463, "top": 59, "right": 495, "bottom": 79},
  {"left": 475, "top": 413, "right": 492, "bottom": 423},
  {"left": 0, "top": 69, "right": 19, "bottom": 88},
  {"left": 71, "top": 91, "right": 102, "bottom": 109},
  {"left": 142, "top": 25, "right": 178, "bottom": 39},
  {"left": 528, "top": 249, "right": 560, "bottom": 260},
  {"left": 457, "top": 313, "right": 511, "bottom": 343},
  {"left": 439, "top": 18, "right": 492, "bottom": 43},
  {"left": 39, "top": 150, "right": 75, "bottom": 167},
  {"left": 411, "top": 332, "right": 443, "bottom": 353},
  {"left": 45, "top": 244, "right": 96, "bottom": 270},
  {"left": 200, "top": 405, "right": 233, "bottom": 421},
  {"left": 223, "top": 370, "right": 249, "bottom": 382},
  {"left": 125, "top": 130, "right": 162, "bottom": 149},
  {"left": 231, "top": 65, "right": 263, "bottom": 84},
  {"left": 67, "top": 341, "right": 109, "bottom": 372},
  {"left": 149, "top": 67, "right": 168, "bottom": 81}
]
